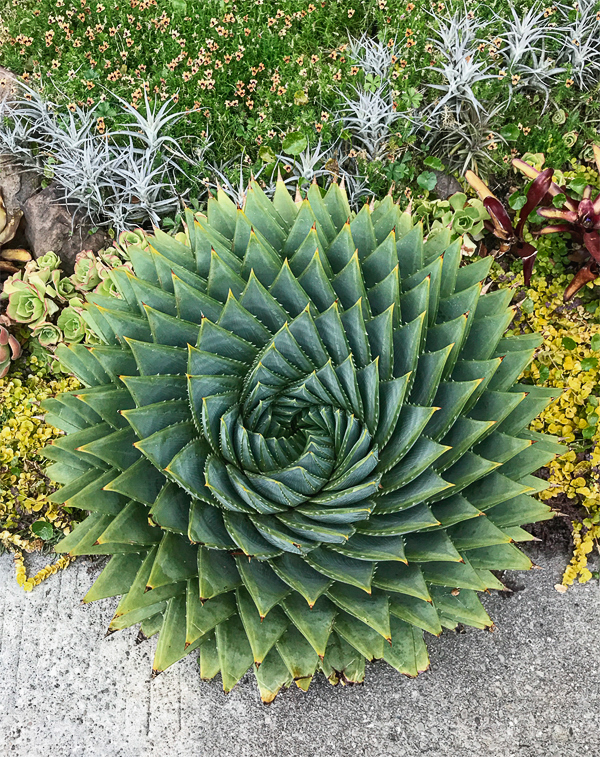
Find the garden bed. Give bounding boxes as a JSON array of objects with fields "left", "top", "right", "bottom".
[{"left": 0, "top": 0, "right": 600, "bottom": 677}]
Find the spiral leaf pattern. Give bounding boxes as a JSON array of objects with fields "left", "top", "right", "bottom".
[{"left": 44, "top": 179, "right": 561, "bottom": 701}]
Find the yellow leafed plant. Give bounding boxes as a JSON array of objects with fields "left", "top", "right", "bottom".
[
  {"left": 499, "top": 271, "right": 600, "bottom": 586},
  {"left": 0, "top": 350, "right": 81, "bottom": 586}
]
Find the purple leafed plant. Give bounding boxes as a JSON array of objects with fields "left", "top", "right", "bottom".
[
  {"left": 514, "top": 146, "right": 600, "bottom": 300},
  {"left": 0, "top": 324, "right": 21, "bottom": 378},
  {"left": 465, "top": 165, "right": 553, "bottom": 284}
]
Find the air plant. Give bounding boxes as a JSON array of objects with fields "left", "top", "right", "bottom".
[
  {"left": 0, "top": 103, "right": 43, "bottom": 168},
  {"left": 514, "top": 146, "right": 600, "bottom": 300},
  {"left": 427, "top": 8, "right": 485, "bottom": 67},
  {"left": 104, "top": 143, "right": 183, "bottom": 226},
  {"left": 341, "top": 35, "right": 408, "bottom": 161},
  {"left": 427, "top": 56, "right": 495, "bottom": 120},
  {"left": 559, "top": 0, "right": 600, "bottom": 90},
  {"left": 340, "top": 172, "right": 373, "bottom": 209},
  {"left": 0, "top": 83, "right": 198, "bottom": 230},
  {"left": 110, "top": 89, "right": 191, "bottom": 163},
  {"left": 208, "top": 153, "right": 268, "bottom": 206},
  {"left": 465, "top": 163, "right": 554, "bottom": 282},
  {"left": 347, "top": 33, "right": 398, "bottom": 77},
  {"left": 276, "top": 139, "right": 340, "bottom": 185},
  {"left": 337, "top": 85, "right": 405, "bottom": 160},
  {"left": 49, "top": 136, "right": 113, "bottom": 221},
  {"left": 427, "top": 104, "right": 506, "bottom": 174},
  {"left": 498, "top": 4, "right": 565, "bottom": 102},
  {"left": 425, "top": 8, "right": 493, "bottom": 120}
]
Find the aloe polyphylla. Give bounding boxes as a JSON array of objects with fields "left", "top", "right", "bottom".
[{"left": 42, "top": 178, "right": 561, "bottom": 702}]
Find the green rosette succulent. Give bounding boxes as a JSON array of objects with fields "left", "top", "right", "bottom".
[
  {"left": 114, "top": 229, "right": 147, "bottom": 259},
  {"left": 94, "top": 269, "right": 122, "bottom": 298},
  {"left": 3, "top": 276, "right": 57, "bottom": 327},
  {"left": 36, "top": 251, "right": 61, "bottom": 272},
  {"left": 31, "top": 321, "right": 62, "bottom": 348},
  {"left": 47, "top": 269, "right": 79, "bottom": 303},
  {"left": 70, "top": 250, "right": 101, "bottom": 292},
  {"left": 57, "top": 306, "right": 87, "bottom": 344},
  {"left": 43, "top": 179, "right": 561, "bottom": 702},
  {"left": 0, "top": 325, "right": 21, "bottom": 378}
]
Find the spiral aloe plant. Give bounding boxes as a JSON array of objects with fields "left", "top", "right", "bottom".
[{"left": 42, "top": 177, "right": 560, "bottom": 702}]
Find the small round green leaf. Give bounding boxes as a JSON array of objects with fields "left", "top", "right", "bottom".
[
  {"left": 567, "top": 177, "right": 587, "bottom": 196},
  {"left": 31, "top": 520, "right": 54, "bottom": 541},
  {"left": 417, "top": 171, "right": 437, "bottom": 191},
  {"left": 282, "top": 132, "right": 308, "bottom": 156},
  {"left": 521, "top": 297, "right": 534, "bottom": 314},
  {"left": 423, "top": 156, "right": 444, "bottom": 171},
  {"left": 259, "top": 146, "right": 277, "bottom": 164},
  {"left": 562, "top": 337, "right": 577, "bottom": 350},
  {"left": 509, "top": 193, "right": 527, "bottom": 210},
  {"left": 501, "top": 125, "right": 520, "bottom": 141},
  {"left": 591, "top": 334, "right": 600, "bottom": 351}
]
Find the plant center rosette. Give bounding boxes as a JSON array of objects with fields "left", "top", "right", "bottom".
[{"left": 42, "top": 178, "right": 561, "bottom": 702}]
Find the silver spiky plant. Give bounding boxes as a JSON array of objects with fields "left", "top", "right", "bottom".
[
  {"left": 497, "top": 4, "right": 565, "bottom": 104},
  {"left": 425, "top": 9, "right": 494, "bottom": 120},
  {"left": 427, "top": 7, "right": 485, "bottom": 66},
  {"left": 559, "top": 0, "right": 600, "bottom": 89},
  {"left": 0, "top": 82, "right": 199, "bottom": 230},
  {"left": 427, "top": 56, "right": 495, "bottom": 120},
  {"left": 0, "top": 101, "right": 40, "bottom": 167},
  {"left": 275, "top": 138, "right": 339, "bottom": 185},
  {"left": 339, "top": 35, "right": 408, "bottom": 161},
  {"left": 347, "top": 33, "right": 398, "bottom": 77},
  {"left": 337, "top": 85, "right": 406, "bottom": 160},
  {"left": 206, "top": 152, "right": 269, "bottom": 206}
]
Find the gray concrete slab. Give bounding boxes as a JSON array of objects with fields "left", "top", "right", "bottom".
[{"left": 0, "top": 544, "right": 599, "bottom": 757}]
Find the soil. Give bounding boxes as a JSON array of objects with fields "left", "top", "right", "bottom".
[
  {"left": 526, "top": 495, "right": 581, "bottom": 554},
  {"left": 497, "top": 491, "right": 582, "bottom": 596}
]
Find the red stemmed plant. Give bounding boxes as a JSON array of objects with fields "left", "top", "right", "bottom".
[
  {"left": 514, "top": 145, "right": 600, "bottom": 300},
  {"left": 465, "top": 166, "right": 554, "bottom": 284}
]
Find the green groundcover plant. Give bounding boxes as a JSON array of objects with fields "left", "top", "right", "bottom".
[
  {"left": 1, "top": 0, "right": 599, "bottom": 204},
  {"left": 41, "top": 178, "right": 562, "bottom": 701}
]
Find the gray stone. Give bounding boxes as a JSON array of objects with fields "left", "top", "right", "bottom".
[
  {"left": 0, "top": 67, "right": 18, "bottom": 105},
  {"left": 0, "top": 543, "right": 598, "bottom": 756},
  {"left": 0, "top": 158, "right": 42, "bottom": 225},
  {"left": 22, "top": 185, "right": 109, "bottom": 273},
  {"left": 0, "top": 158, "right": 109, "bottom": 272},
  {"left": 433, "top": 170, "right": 463, "bottom": 200}
]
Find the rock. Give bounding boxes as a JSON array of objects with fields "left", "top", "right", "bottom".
[
  {"left": 0, "top": 157, "right": 109, "bottom": 273},
  {"left": 0, "top": 158, "right": 42, "bottom": 249},
  {"left": 432, "top": 170, "right": 462, "bottom": 200},
  {"left": 0, "top": 158, "right": 42, "bottom": 215},
  {"left": 0, "top": 67, "right": 18, "bottom": 105},
  {"left": 22, "top": 185, "right": 109, "bottom": 273}
]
